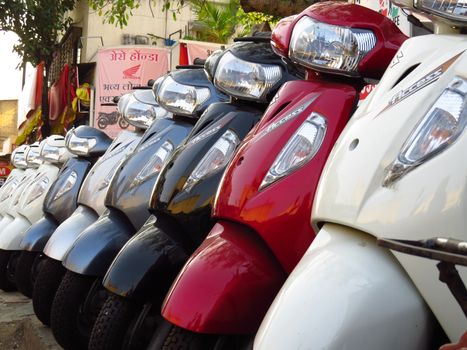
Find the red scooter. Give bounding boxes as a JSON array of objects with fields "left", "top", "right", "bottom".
[{"left": 156, "top": 2, "right": 407, "bottom": 347}]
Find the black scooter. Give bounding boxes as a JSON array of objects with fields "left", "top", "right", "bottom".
[
  {"left": 49, "top": 67, "right": 229, "bottom": 350},
  {"left": 16, "top": 126, "right": 112, "bottom": 297},
  {"left": 87, "top": 36, "right": 302, "bottom": 350}
]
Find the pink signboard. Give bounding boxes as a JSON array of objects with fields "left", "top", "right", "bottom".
[{"left": 94, "top": 46, "right": 170, "bottom": 137}]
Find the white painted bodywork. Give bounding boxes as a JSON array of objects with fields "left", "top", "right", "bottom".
[{"left": 255, "top": 34, "right": 467, "bottom": 348}]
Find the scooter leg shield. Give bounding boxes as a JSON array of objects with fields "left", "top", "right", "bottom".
[
  {"left": 0, "top": 214, "right": 15, "bottom": 236},
  {"left": 0, "top": 215, "right": 31, "bottom": 250},
  {"left": 62, "top": 209, "right": 135, "bottom": 276},
  {"left": 254, "top": 223, "right": 435, "bottom": 350},
  {"left": 102, "top": 215, "right": 188, "bottom": 300},
  {"left": 44, "top": 205, "right": 98, "bottom": 261},
  {"left": 20, "top": 215, "right": 58, "bottom": 252},
  {"left": 162, "top": 221, "right": 286, "bottom": 334}
]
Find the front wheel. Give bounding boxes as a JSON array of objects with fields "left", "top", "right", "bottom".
[
  {"left": 32, "top": 257, "right": 66, "bottom": 326},
  {"left": 0, "top": 249, "right": 20, "bottom": 292},
  {"left": 88, "top": 294, "right": 138, "bottom": 350},
  {"left": 51, "top": 272, "right": 107, "bottom": 349},
  {"left": 15, "top": 251, "right": 45, "bottom": 297},
  {"left": 149, "top": 325, "right": 254, "bottom": 350}
]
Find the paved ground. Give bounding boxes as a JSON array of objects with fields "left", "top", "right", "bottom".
[{"left": 0, "top": 290, "right": 60, "bottom": 349}]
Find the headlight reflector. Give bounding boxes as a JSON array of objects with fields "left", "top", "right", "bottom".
[
  {"left": 214, "top": 51, "right": 282, "bottom": 101},
  {"left": 384, "top": 77, "right": 467, "bottom": 186},
  {"left": 157, "top": 75, "right": 211, "bottom": 116},
  {"left": 66, "top": 133, "right": 97, "bottom": 156},
  {"left": 132, "top": 141, "right": 174, "bottom": 187},
  {"left": 183, "top": 130, "right": 240, "bottom": 192},
  {"left": 54, "top": 171, "right": 78, "bottom": 200},
  {"left": 289, "top": 16, "right": 376, "bottom": 76},
  {"left": 260, "top": 112, "right": 327, "bottom": 190},
  {"left": 26, "top": 144, "right": 43, "bottom": 167},
  {"left": 123, "top": 93, "right": 167, "bottom": 129}
]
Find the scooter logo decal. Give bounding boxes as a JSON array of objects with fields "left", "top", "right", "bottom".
[
  {"left": 138, "top": 136, "right": 162, "bottom": 151},
  {"left": 390, "top": 51, "right": 403, "bottom": 68},
  {"left": 258, "top": 94, "right": 319, "bottom": 139},
  {"left": 187, "top": 114, "right": 235, "bottom": 147},
  {"left": 386, "top": 51, "right": 464, "bottom": 109}
]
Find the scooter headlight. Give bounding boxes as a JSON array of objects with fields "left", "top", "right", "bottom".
[
  {"left": 289, "top": 16, "right": 376, "bottom": 77},
  {"left": 183, "top": 130, "right": 240, "bottom": 192},
  {"left": 12, "top": 147, "right": 28, "bottom": 169},
  {"left": 214, "top": 51, "right": 282, "bottom": 102},
  {"left": 260, "top": 112, "right": 327, "bottom": 190},
  {"left": 25, "top": 175, "right": 49, "bottom": 205},
  {"left": 25, "top": 143, "right": 43, "bottom": 167},
  {"left": 156, "top": 75, "right": 211, "bottom": 116},
  {"left": 66, "top": 133, "right": 97, "bottom": 156},
  {"left": 123, "top": 90, "right": 168, "bottom": 129},
  {"left": 54, "top": 171, "right": 78, "bottom": 200},
  {"left": 131, "top": 141, "right": 174, "bottom": 187},
  {"left": 414, "top": 0, "right": 466, "bottom": 22},
  {"left": 117, "top": 93, "right": 132, "bottom": 114},
  {"left": 40, "top": 143, "right": 67, "bottom": 163},
  {"left": 384, "top": 77, "right": 467, "bottom": 187}
]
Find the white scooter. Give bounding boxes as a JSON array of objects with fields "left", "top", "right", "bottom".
[
  {"left": 255, "top": 2, "right": 467, "bottom": 349},
  {"left": 0, "top": 146, "right": 29, "bottom": 219},
  {"left": 0, "top": 136, "right": 71, "bottom": 291}
]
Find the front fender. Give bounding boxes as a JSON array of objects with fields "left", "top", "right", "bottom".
[
  {"left": 20, "top": 214, "right": 58, "bottom": 251},
  {"left": 161, "top": 221, "right": 286, "bottom": 334},
  {"left": 103, "top": 215, "right": 188, "bottom": 300},
  {"left": 0, "top": 215, "right": 31, "bottom": 250},
  {"left": 254, "top": 223, "right": 434, "bottom": 350},
  {"left": 63, "top": 209, "right": 135, "bottom": 276},
  {"left": 44, "top": 205, "right": 99, "bottom": 261}
]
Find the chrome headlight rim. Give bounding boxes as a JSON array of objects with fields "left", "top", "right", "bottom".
[
  {"left": 288, "top": 16, "right": 377, "bottom": 77},
  {"left": 414, "top": 0, "right": 467, "bottom": 24}
]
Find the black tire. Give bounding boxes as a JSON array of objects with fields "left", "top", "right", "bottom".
[
  {"left": 157, "top": 326, "right": 253, "bottom": 350},
  {"left": 88, "top": 294, "right": 139, "bottom": 350},
  {"left": 15, "top": 251, "right": 39, "bottom": 297},
  {"left": 162, "top": 326, "right": 215, "bottom": 350},
  {"left": 0, "top": 249, "right": 19, "bottom": 292},
  {"left": 51, "top": 271, "right": 102, "bottom": 350},
  {"left": 32, "top": 257, "right": 66, "bottom": 326},
  {"left": 98, "top": 118, "right": 108, "bottom": 129}
]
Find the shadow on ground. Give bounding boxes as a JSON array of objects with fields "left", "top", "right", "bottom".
[{"left": 0, "top": 290, "right": 59, "bottom": 349}]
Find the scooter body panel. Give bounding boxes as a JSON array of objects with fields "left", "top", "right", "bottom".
[
  {"left": 254, "top": 223, "right": 433, "bottom": 350},
  {"left": 213, "top": 79, "right": 357, "bottom": 272},
  {"left": 0, "top": 214, "right": 32, "bottom": 250},
  {"left": 43, "top": 157, "right": 92, "bottom": 223},
  {"left": 44, "top": 130, "right": 142, "bottom": 261},
  {"left": 63, "top": 209, "right": 135, "bottom": 275},
  {"left": 151, "top": 102, "right": 263, "bottom": 245},
  {"left": 102, "top": 215, "right": 187, "bottom": 299},
  {"left": 43, "top": 205, "right": 99, "bottom": 260},
  {"left": 77, "top": 130, "right": 141, "bottom": 216},
  {"left": 19, "top": 157, "right": 93, "bottom": 252},
  {"left": 162, "top": 220, "right": 286, "bottom": 334},
  {"left": 20, "top": 214, "right": 58, "bottom": 251},
  {"left": 0, "top": 168, "right": 25, "bottom": 215},
  {"left": 106, "top": 118, "right": 194, "bottom": 229},
  {"left": 17, "top": 162, "right": 60, "bottom": 223},
  {"left": 1, "top": 168, "right": 38, "bottom": 219},
  {"left": 313, "top": 36, "right": 467, "bottom": 340}
]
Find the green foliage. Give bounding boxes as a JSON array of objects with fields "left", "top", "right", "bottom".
[
  {"left": 236, "top": 3, "right": 279, "bottom": 35},
  {"left": 190, "top": 0, "right": 238, "bottom": 43},
  {"left": 0, "top": 0, "right": 76, "bottom": 67}
]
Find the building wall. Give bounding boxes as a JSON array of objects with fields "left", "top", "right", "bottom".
[{"left": 72, "top": 0, "right": 196, "bottom": 67}]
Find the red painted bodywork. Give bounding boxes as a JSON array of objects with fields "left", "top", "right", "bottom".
[
  {"left": 162, "top": 221, "right": 286, "bottom": 334},
  {"left": 162, "top": 2, "right": 406, "bottom": 335},
  {"left": 271, "top": 2, "right": 408, "bottom": 79}
]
